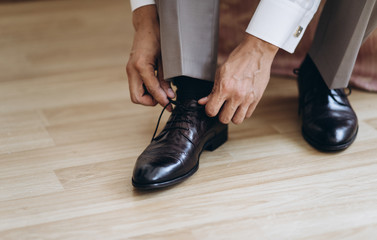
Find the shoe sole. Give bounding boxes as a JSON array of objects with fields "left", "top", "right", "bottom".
[
  {"left": 132, "top": 126, "right": 228, "bottom": 190},
  {"left": 132, "top": 162, "right": 199, "bottom": 190},
  {"left": 302, "top": 126, "right": 358, "bottom": 152}
]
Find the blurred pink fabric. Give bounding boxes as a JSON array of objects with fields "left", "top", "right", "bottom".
[{"left": 218, "top": 0, "right": 377, "bottom": 92}]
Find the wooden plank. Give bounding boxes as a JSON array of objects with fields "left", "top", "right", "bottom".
[
  {"left": 0, "top": 172, "right": 63, "bottom": 201},
  {"left": 0, "top": 111, "right": 54, "bottom": 154},
  {"left": 1, "top": 0, "right": 377, "bottom": 239}
]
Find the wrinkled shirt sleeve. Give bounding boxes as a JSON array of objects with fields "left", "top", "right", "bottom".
[{"left": 246, "top": 0, "right": 321, "bottom": 53}]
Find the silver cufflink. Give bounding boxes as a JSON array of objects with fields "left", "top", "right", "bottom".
[{"left": 294, "top": 26, "right": 303, "bottom": 37}]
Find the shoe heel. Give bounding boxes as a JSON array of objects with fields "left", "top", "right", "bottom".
[{"left": 204, "top": 126, "right": 228, "bottom": 151}]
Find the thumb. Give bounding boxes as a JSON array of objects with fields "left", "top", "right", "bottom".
[{"left": 198, "top": 96, "right": 209, "bottom": 105}]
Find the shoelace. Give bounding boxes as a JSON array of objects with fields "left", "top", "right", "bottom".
[
  {"left": 293, "top": 68, "right": 352, "bottom": 108},
  {"left": 151, "top": 98, "right": 196, "bottom": 142}
]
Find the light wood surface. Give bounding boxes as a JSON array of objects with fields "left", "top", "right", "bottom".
[{"left": 1, "top": 1, "right": 377, "bottom": 239}]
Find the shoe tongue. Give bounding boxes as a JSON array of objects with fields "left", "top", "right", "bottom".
[
  {"left": 170, "top": 99, "right": 202, "bottom": 123},
  {"left": 176, "top": 99, "right": 200, "bottom": 109}
]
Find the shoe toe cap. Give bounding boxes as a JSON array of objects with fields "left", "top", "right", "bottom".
[
  {"left": 132, "top": 155, "right": 184, "bottom": 185},
  {"left": 303, "top": 118, "right": 358, "bottom": 150}
]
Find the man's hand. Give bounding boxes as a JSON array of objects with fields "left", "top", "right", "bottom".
[
  {"left": 126, "top": 5, "right": 175, "bottom": 111},
  {"left": 198, "top": 34, "right": 278, "bottom": 124}
]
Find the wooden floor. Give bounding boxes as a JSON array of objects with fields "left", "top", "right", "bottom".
[{"left": 1, "top": 1, "right": 377, "bottom": 239}]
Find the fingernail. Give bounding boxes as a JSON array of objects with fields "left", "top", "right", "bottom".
[{"left": 168, "top": 89, "right": 175, "bottom": 97}]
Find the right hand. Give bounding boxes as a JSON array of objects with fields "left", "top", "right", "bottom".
[{"left": 126, "top": 5, "right": 175, "bottom": 111}]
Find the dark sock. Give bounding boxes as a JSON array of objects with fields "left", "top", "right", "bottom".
[
  {"left": 173, "top": 76, "right": 213, "bottom": 101},
  {"left": 300, "top": 55, "right": 328, "bottom": 92}
]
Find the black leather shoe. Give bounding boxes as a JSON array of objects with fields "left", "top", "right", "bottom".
[
  {"left": 297, "top": 56, "right": 358, "bottom": 151},
  {"left": 132, "top": 99, "right": 228, "bottom": 189}
]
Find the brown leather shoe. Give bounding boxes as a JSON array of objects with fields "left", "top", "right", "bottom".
[{"left": 132, "top": 99, "right": 228, "bottom": 189}]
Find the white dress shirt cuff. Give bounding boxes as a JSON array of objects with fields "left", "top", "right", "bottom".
[
  {"left": 246, "top": 0, "right": 320, "bottom": 53},
  {"left": 130, "top": 0, "right": 156, "bottom": 11}
]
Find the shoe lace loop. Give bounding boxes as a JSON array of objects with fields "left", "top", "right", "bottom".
[
  {"left": 151, "top": 98, "right": 197, "bottom": 142},
  {"left": 151, "top": 98, "right": 175, "bottom": 142}
]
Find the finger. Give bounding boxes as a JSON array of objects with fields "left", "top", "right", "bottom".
[
  {"left": 246, "top": 101, "right": 258, "bottom": 118},
  {"left": 159, "top": 80, "right": 174, "bottom": 112},
  {"left": 156, "top": 58, "right": 174, "bottom": 111},
  {"left": 205, "top": 91, "right": 226, "bottom": 117},
  {"left": 156, "top": 57, "right": 175, "bottom": 100},
  {"left": 140, "top": 94, "right": 159, "bottom": 106},
  {"left": 160, "top": 79, "right": 175, "bottom": 99},
  {"left": 139, "top": 64, "right": 170, "bottom": 107},
  {"left": 218, "top": 100, "right": 239, "bottom": 124},
  {"left": 232, "top": 104, "right": 249, "bottom": 124},
  {"left": 245, "top": 89, "right": 260, "bottom": 118},
  {"left": 127, "top": 67, "right": 158, "bottom": 106},
  {"left": 141, "top": 83, "right": 159, "bottom": 106}
]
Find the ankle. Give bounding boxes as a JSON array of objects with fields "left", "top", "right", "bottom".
[
  {"left": 173, "top": 76, "right": 213, "bottom": 101},
  {"left": 299, "top": 55, "right": 329, "bottom": 92}
]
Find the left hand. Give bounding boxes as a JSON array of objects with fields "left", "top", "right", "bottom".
[
  {"left": 126, "top": 5, "right": 175, "bottom": 112},
  {"left": 198, "top": 34, "right": 278, "bottom": 124}
]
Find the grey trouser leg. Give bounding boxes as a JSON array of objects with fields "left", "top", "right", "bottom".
[
  {"left": 156, "top": 0, "right": 219, "bottom": 81},
  {"left": 364, "top": 2, "right": 377, "bottom": 41},
  {"left": 309, "top": 0, "right": 377, "bottom": 89}
]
